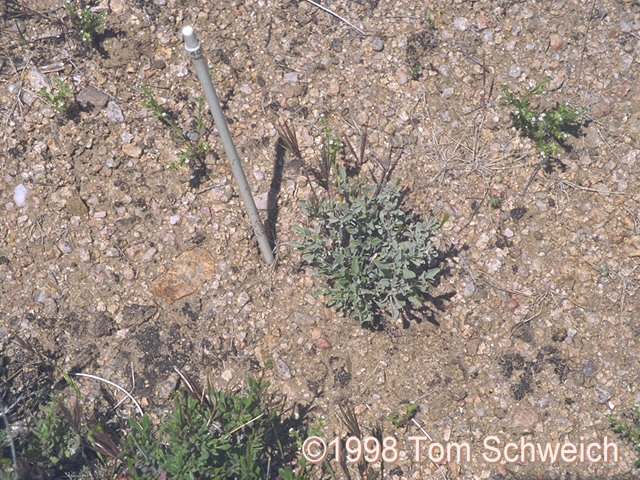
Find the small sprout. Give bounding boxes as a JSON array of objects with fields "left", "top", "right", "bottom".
[
  {"left": 140, "top": 83, "right": 210, "bottom": 169},
  {"left": 489, "top": 196, "right": 501, "bottom": 209},
  {"left": 39, "top": 79, "right": 72, "bottom": 112},
  {"left": 599, "top": 264, "right": 609, "bottom": 277},
  {"left": 387, "top": 404, "right": 419, "bottom": 428}
]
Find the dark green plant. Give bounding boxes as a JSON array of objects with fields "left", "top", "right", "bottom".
[
  {"left": 387, "top": 404, "right": 418, "bottom": 428},
  {"left": 121, "top": 377, "right": 287, "bottom": 480},
  {"left": 39, "top": 79, "right": 72, "bottom": 112},
  {"left": 28, "top": 396, "right": 82, "bottom": 466},
  {"left": 1, "top": 372, "right": 313, "bottom": 480},
  {"left": 502, "top": 77, "right": 587, "bottom": 160},
  {"left": 607, "top": 407, "right": 640, "bottom": 467},
  {"left": 294, "top": 166, "right": 442, "bottom": 325},
  {"left": 140, "top": 84, "right": 210, "bottom": 169},
  {"left": 281, "top": 418, "right": 327, "bottom": 480},
  {"left": 263, "top": 358, "right": 274, "bottom": 370},
  {"left": 64, "top": 1, "right": 106, "bottom": 43}
]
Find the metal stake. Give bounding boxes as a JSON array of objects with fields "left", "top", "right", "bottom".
[{"left": 182, "top": 25, "right": 275, "bottom": 265}]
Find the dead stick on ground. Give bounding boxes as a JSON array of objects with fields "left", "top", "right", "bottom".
[
  {"left": 480, "top": 271, "right": 532, "bottom": 297},
  {"left": 302, "top": 0, "right": 366, "bottom": 36},
  {"left": 559, "top": 179, "right": 630, "bottom": 196},
  {"left": 510, "top": 311, "right": 542, "bottom": 337}
]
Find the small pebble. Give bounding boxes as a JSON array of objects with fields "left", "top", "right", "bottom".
[
  {"left": 237, "top": 291, "right": 251, "bottom": 307},
  {"left": 371, "top": 37, "right": 384, "bottom": 52},
  {"left": 582, "top": 359, "right": 597, "bottom": 378},
  {"left": 316, "top": 338, "right": 332, "bottom": 350},
  {"left": 106, "top": 101, "right": 124, "bottom": 123},
  {"left": 283, "top": 72, "right": 298, "bottom": 84},
  {"left": 13, "top": 184, "right": 27, "bottom": 207},
  {"left": 275, "top": 358, "right": 292, "bottom": 379},
  {"left": 442, "top": 87, "right": 454, "bottom": 98},
  {"left": 463, "top": 281, "right": 475, "bottom": 298},
  {"left": 453, "top": 17, "right": 470, "bottom": 31},
  {"left": 594, "top": 384, "right": 612, "bottom": 404}
]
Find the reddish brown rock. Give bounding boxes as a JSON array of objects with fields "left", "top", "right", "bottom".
[{"left": 150, "top": 247, "right": 216, "bottom": 303}]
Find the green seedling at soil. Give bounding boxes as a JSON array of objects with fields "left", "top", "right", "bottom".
[
  {"left": 39, "top": 79, "right": 72, "bottom": 112},
  {"left": 409, "top": 64, "right": 422, "bottom": 81},
  {"left": 502, "top": 76, "right": 587, "bottom": 160},
  {"left": 317, "top": 113, "right": 344, "bottom": 190},
  {"left": 64, "top": 1, "right": 106, "bottom": 44},
  {"left": 489, "top": 195, "right": 501, "bottom": 209},
  {"left": 607, "top": 407, "right": 640, "bottom": 466},
  {"left": 387, "top": 403, "right": 418, "bottom": 428},
  {"left": 140, "top": 84, "right": 210, "bottom": 169},
  {"left": 425, "top": 15, "right": 436, "bottom": 28}
]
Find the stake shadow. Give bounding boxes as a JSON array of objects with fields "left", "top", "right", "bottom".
[{"left": 264, "top": 137, "right": 286, "bottom": 250}]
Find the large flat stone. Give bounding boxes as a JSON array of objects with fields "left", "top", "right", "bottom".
[
  {"left": 76, "top": 85, "right": 109, "bottom": 109},
  {"left": 149, "top": 247, "right": 216, "bottom": 303}
]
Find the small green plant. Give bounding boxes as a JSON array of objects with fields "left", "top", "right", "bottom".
[
  {"left": 294, "top": 164, "right": 442, "bottom": 325},
  {"left": 607, "top": 407, "right": 640, "bottom": 466},
  {"left": 502, "top": 77, "right": 587, "bottom": 160},
  {"left": 140, "top": 84, "right": 210, "bottom": 169},
  {"left": 316, "top": 114, "right": 344, "bottom": 189},
  {"left": 387, "top": 403, "right": 418, "bottom": 428},
  {"left": 39, "top": 79, "right": 72, "bottom": 112},
  {"left": 489, "top": 195, "right": 501, "bottom": 209},
  {"left": 281, "top": 418, "right": 326, "bottom": 480},
  {"left": 64, "top": 1, "right": 106, "bottom": 44},
  {"left": 27, "top": 395, "right": 82, "bottom": 467},
  {"left": 599, "top": 264, "right": 610, "bottom": 277},
  {"left": 425, "top": 15, "right": 436, "bottom": 28},
  {"left": 409, "top": 65, "right": 422, "bottom": 81}
]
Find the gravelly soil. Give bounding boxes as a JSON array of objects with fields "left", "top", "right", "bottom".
[{"left": 1, "top": 0, "right": 640, "bottom": 478}]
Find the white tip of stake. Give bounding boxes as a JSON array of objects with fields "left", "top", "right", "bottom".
[{"left": 182, "top": 25, "right": 199, "bottom": 52}]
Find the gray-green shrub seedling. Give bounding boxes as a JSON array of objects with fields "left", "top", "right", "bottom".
[{"left": 294, "top": 166, "right": 441, "bottom": 325}]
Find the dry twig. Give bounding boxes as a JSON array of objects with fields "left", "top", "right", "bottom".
[{"left": 302, "top": 0, "right": 366, "bottom": 36}]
